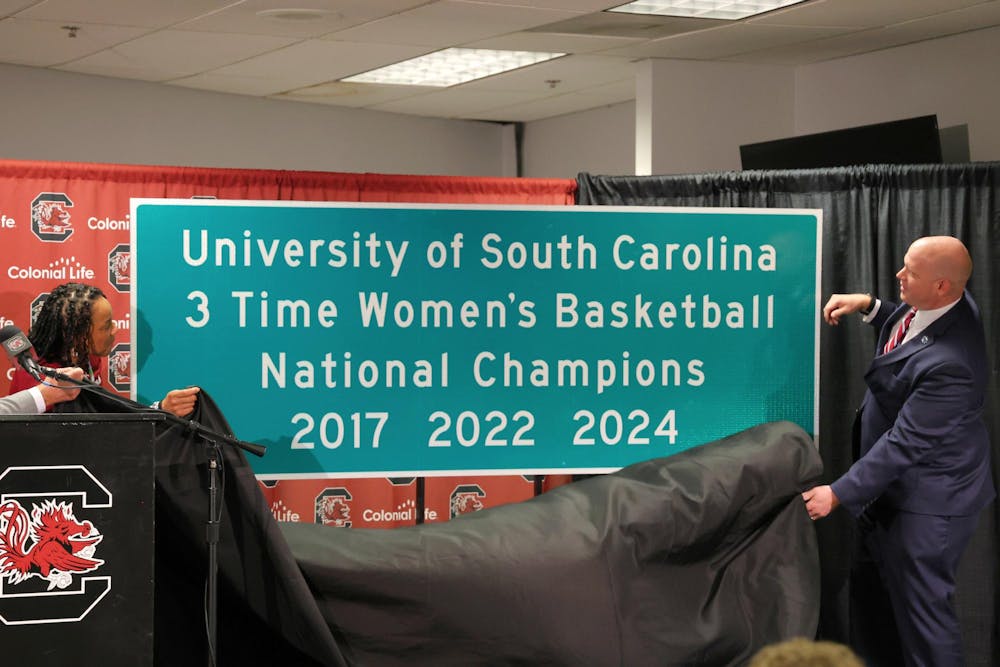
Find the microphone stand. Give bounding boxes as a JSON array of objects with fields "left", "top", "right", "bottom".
[
  {"left": 40, "top": 368, "right": 265, "bottom": 666},
  {"left": 206, "top": 441, "right": 221, "bottom": 667},
  {"left": 40, "top": 368, "right": 265, "bottom": 457}
]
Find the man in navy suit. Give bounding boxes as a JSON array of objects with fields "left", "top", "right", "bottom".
[{"left": 803, "top": 236, "right": 994, "bottom": 667}]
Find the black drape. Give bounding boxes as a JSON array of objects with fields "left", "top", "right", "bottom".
[
  {"left": 49, "top": 388, "right": 820, "bottom": 666},
  {"left": 283, "top": 420, "right": 822, "bottom": 667},
  {"left": 577, "top": 163, "right": 1000, "bottom": 666},
  {"left": 52, "top": 389, "right": 347, "bottom": 667}
]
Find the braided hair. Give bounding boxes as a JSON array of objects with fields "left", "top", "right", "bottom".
[{"left": 28, "top": 282, "right": 106, "bottom": 367}]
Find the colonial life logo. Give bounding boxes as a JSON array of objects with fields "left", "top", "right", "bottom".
[
  {"left": 30, "top": 193, "right": 75, "bottom": 243},
  {"left": 270, "top": 499, "right": 300, "bottom": 522},
  {"left": 7, "top": 256, "right": 95, "bottom": 282},
  {"left": 361, "top": 498, "right": 439, "bottom": 524},
  {"left": 0, "top": 466, "right": 111, "bottom": 625}
]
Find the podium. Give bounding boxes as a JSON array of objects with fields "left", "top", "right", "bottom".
[{"left": 0, "top": 413, "right": 161, "bottom": 667}]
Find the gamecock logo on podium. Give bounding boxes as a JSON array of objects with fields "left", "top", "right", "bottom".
[{"left": 0, "top": 466, "right": 112, "bottom": 625}]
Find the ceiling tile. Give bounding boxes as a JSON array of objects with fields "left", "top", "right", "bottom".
[
  {"left": 458, "top": 54, "right": 636, "bottom": 93},
  {"left": 728, "top": 3, "right": 1000, "bottom": 65},
  {"left": 168, "top": 72, "right": 300, "bottom": 97},
  {"left": 526, "top": 10, "right": 720, "bottom": 39},
  {"left": 485, "top": 77, "right": 635, "bottom": 122},
  {"left": 177, "top": 0, "right": 431, "bottom": 38},
  {"left": 58, "top": 30, "right": 297, "bottom": 81},
  {"left": 602, "top": 22, "right": 851, "bottom": 59},
  {"left": 325, "top": 0, "right": 581, "bottom": 47},
  {"left": 752, "top": 0, "right": 990, "bottom": 29},
  {"left": 467, "top": 30, "right": 643, "bottom": 54},
  {"left": 204, "top": 40, "right": 432, "bottom": 91},
  {"left": 477, "top": 89, "right": 632, "bottom": 122},
  {"left": 893, "top": 1, "right": 1000, "bottom": 34},
  {"left": 0, "top": 1, "right": 38, "bottom": 16},
  {"left": 274, "top": 80, "right": 438, "bottom": 108},
  {"left": 470, "top": 0, "right": 619, "bottom": 9},
  {"left": 372, "top": 87, "right": 544, "bottom": 118},
  {"left": 0, "top": 18, "right": 145, "bottom": 66},
  {"left": 15, "top": 0, "right": 235, "bottom": 28}
]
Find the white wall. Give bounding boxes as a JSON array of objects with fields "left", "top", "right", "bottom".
[
  {"left": 639, "top": 59, "right": 796, "bottom": 176},
  {"left": 519, "top": 59, "right": 798, "bottom": 179},
  {"left": 795, "top": 26, "right": 1000, "bottom": 162},
  {"left": 0, "top": 63, "right": 509, "bottom": 177},
  {"left": 521, "top": 101, "right": 635, "bottom": 180}
]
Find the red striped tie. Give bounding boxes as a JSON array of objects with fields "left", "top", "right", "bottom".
[{"left": 883, "top": 308, "right": 917, "bottom": 354}]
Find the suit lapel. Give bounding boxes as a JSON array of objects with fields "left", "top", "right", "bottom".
[
  {"left": 868, "top": 294, "right": 969, "bottom": 369},
  {"left": 870, "top": 331, "right": 933, "bottom": 368},
  {"left": 872, "top": 304, "right": 914, "bottom": 366}
]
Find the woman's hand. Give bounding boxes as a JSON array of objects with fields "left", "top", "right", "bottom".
[{"left": 161, "top": 386, "right": 200, "bottom": 417}]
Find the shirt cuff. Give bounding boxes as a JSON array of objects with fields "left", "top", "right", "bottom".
[
  {"left": 28, "top": 385, "right": 46, "bottom": 413},
  {"left": 861, "top": 298, "right": 881, "bottom": 323}
]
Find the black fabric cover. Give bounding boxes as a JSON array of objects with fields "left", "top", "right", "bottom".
[
  {"left": 53, "top": 385, "right": 820, "bottom": 665},
  {"left": 282, "top": 420, "right": 823, "bottom": 667},
  {"left": 52, "top": 387, "right": 347, "bottom": 667}
]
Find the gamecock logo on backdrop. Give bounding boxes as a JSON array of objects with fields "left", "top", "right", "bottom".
[
  {"left": 108, "top": 343, "right": 130, "bottom": 392},
  {"left": 30, "top": 193, "right": 74, "bottom": 243},
  {"left": 449, "top": 484, "right": 486, "bottom": 519},
  {"left": 315, "top": 488, "right": 352, "bottom": 527},
  {"left": 29, "top": 292, "right": 49, "bottom": 328},
  {"left": 0, "top": 466, "right": 112, "bottom": 625},
  {"left": 107, "top": 244, "right": 130, "bottom": 292}
]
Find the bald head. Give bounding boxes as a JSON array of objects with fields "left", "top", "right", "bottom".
[
  {"left": 912, "top": 236, "right": 971, "bottom": 288},
  {"left": 898, "top": 236, "right": 971, "bottom": 309}
]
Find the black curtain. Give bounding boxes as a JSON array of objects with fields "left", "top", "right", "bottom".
[
  {"left": 577, "top": 163, "right": 1000, "bottom": 666},
  {"left": 51, "top": 389, "right": 348, "bottom": 667},
  {"left": 283, "top": 421, "right": 822, "bottom": 667}
]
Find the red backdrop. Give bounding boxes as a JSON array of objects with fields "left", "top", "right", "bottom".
[{"left": 0, "top": 158, "right": 576, "bottom": 528}]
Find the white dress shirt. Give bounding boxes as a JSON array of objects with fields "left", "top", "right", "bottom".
[{"left": 863, "top": 297, "right": 960, "bottom": 347}]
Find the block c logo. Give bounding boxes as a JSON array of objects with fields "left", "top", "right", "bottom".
[
  {"left": 0, "top": 465, "right": 112, "bottom": 625},
  {"left": 30, "top": 193, "right": 74, "bottom": 243}
]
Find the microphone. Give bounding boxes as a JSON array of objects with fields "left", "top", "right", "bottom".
[{"left": 0, "top": 325, "right": 44, "bottom": 382}]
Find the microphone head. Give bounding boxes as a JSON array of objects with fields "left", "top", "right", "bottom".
[
  {"left": 0, "top": 324, "right": 34, "bottom": 360},
  {"left": 0, "top": 325, "right": 43, "bottom": 381},
  {"left": 0, "top": 324, "right": 22, "bottom": 342}
]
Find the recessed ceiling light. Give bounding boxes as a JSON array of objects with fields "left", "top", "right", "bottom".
[
  {"left": 608, "top": 0, "right": 808, "bottom": 21},
  {"left": 256, "top": 8, "right": 336, "bottom": 21},
  {"left": 341, "top": 48, "right": 566, "bottom": 87}
]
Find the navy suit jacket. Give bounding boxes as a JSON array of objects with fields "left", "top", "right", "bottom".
[{"left": 831, "top": 291, "right": 994, "bottom": 517}]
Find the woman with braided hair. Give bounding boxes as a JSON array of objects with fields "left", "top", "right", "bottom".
[{"left": 8, "top": 282, "right": 198, "bottom": 417}]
